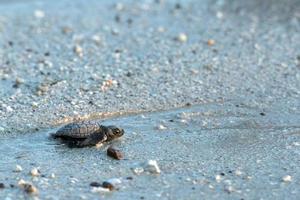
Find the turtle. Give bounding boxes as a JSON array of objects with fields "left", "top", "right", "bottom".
[{"left": 51, "top": 121, "right": 124, "bottom": 148}]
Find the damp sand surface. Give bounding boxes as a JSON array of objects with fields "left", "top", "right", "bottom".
[
  {"left": 1, "top": 103, "right": 300, "bottom": 199},
  {"left": 0, "top": 0, "right": 300, "bottom": 199}
]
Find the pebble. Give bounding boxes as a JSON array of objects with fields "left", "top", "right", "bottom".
[
  {"left": 18, "top": 180, "right": 38, "bottom": 195},
  {"left": 207, "top": 39, "right": 215, "bottom": 46},
  {"left": 23, "top": 184, "right": 38, "bottom": 195},
  {"left": 143, "top": 160, "right": 161, "bottom": 174},
  {"left": 132, "top": 167, "right": 144, "bottom": 175},
  {"left": 13, "top": 77, "right": 24, "bottom": 88},
  {"left": 50, "top": 173, "right": 55, "bottom": 179},
  {"left": 282, "top": 175, "right": 292, "bottom": 182},
  {"left": 14, "top": 165, "right": 23, "bottom": 172},
  {"left": 224, "top": 185, "right": 235, "bottom": 193},
  {"left": 235, "top": 170, "right": 243, "bottom": 176},
  {"left": 157, "top": 124, "right": 167, "bottom": 130},
  {"left": 31, "top": 102, "right": 38, "bottom": 108},
  {"left": 30, "top": 168, "right": 40, "bottom": 176},
  {"left": 107, "top": 146, "right": 123, "bottom": 160},
  {"left": 0, "top": 183, "right": 4, "bottom": 189},
  {"left": 18, "top": 179, "right": 26, "bottom": 185},
  {"left": 90, "top": 182, "right": 102, "bottom": 187},
  {"left": 74, "top": 45, "right": 83, "bottom": 57},
  {"left": 176, "top": 33, "right": 188, "bottom": 43},
  {"left": 215, "top": 175, "right": 222, "bottom": 183},
  {"left": 70, "top": 177, "right": 79, "bottom": 183},
  {"left": 36, "top": 84, "right": 49, "bottom": 95},
  {"left": 102, "top": 178, "right": 122, "bottom": 191},
  {"left": 91, "top": 35, "right": 101, "bottom": 44}
]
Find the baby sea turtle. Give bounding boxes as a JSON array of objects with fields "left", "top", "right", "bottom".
[{"left": 51, "top": 121, "right": 124, "bottom": 148}]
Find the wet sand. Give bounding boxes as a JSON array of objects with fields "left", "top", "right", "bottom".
[{"left": 0, "top": 0, "right": 300, "bottom": 199}]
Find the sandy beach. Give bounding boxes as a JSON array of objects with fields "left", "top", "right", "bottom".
[{"left": 0, "top": 0, "right": 300, "bottom": 199}]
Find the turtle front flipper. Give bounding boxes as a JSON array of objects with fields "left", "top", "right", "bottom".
[{"left": 72, "top": 132, "right": 107, "bottom": 148}]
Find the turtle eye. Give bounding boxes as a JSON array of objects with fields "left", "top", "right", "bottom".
[{"left": 114, "top": 129, "right": 120, "bottom": 134}]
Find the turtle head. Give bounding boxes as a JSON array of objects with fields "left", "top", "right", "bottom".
[{"left": 105, "top": 125, "right": 124, "bottom": 141}]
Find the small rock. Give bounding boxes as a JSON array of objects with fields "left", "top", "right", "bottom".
[
  {"left": 102, "top": 178, "right": 122, "bottom": 191},
  {"left": 70, "top": 177, "right": 79, "bottom": 183},
  {"left": 143, "top": 160, "right": 161, "bottom": 174},
  {"left": 31, "top": 102, "right": 38, "bottom": 108},
  {"left": 176, "top": 33, "right": 188, "bottom": 43},
  {"left": 157, "top": 124, "right": 167, "bottom": 130},
  {"left": 30, "top": 168, "right": 40, "bottom": 176},
  {"left": 18, "top": 180, "right": 38, "bottom": 195},
  {"left": 260, "top": 112, "right": 266, "bottom": 116},
  {"left": 282, "top": 175, "right": 292, "bottom": 182},
  {"left": 36, "top": 84, "right": 49, "bottom": 95},
  {"left": 91, "top": 35, "right": 101, "bottom": 44},
  {"left": 102, "top": 182, "right": 114, "bottom": 191},
  {"left": 185, "top": 102, "right": 192, "bottom": 106},
  {"left": 18, "top": 179, "right": 26, "bottom": 186},
  {"left": 0, "top": 183, "right": 4, "bottom": 189},
  {"left": 207, "top": 39, "right": 215, "bottom": 46},
  {"left": 90, "top": 182, "right": 102, "bottom": 187},
  {"left": 13, "top": 77, "right": 24, "bottom": 88},
  {"left": 23, "top": 184, "right": 38, "bottom": 195},
  {"left": 14, "top": 165, "right": 23, "bottom": 172},
  {"left": 107, "top": 146, "right": 123, "bottom": 160},
  {"left": 50, "top": 173, "right": 55, "bottom": 179},
  {"left": 235, "top": 170, "right": 243, "bottom": 176},
  {"left": 224, "top": 185, "right": 235, "bottom": 193},
  {"left": 74, "top": 45, "right": 83, "bottom": 57},
  {"left": 215, "top": 175, "right": 222, "bottom": 183},
  {"left": 132, "top": 167, "right": 144, "bottom": 175}
]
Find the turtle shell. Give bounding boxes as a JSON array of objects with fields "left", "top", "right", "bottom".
[{"left": 54, "top": 121, "right": 101, "bottom": 139}]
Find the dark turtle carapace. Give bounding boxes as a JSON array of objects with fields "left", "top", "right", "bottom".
[{"left": 51, "top": 121, "right": 124, "bottom": 148}]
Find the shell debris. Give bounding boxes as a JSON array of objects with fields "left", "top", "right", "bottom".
[
  {"left": 30, "top": 168, "right": 40, "bottom": 176},
  {"left": 18, "top": 179, "right": 38, "bottom": 195},
  {"left": 282, "top": 175, "right": 292, "bottom": 182},
  {"left": 14, "top": 165, "right": 23, "bottom": 172},
  {"left": 143, "top": 160, "right": 161, "bottom": 174}
]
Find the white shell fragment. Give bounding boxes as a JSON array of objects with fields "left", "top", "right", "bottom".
[
  {"left": 215, "top": 175, "right": 222, "bottom": 183},
  {"left": 132, "top": 167, "right": 144, "bottom": 175},
  {"left": 30, "top": 168, "right": 40, "bottom": 176},
  {"left": 282, "top": 175, "right": 292, "bottom": 182},
  {"left": 176, "top": 33, "right": 188, "bottom": 43},
  {"left": 143, "top": 160, "right": 161, "bottom": 174},
  {"left": 14, "top": 165, "right": 23, "bottom": 172},
  {"left": 91, "top": 187, "right": 110, "bottom": 193}
]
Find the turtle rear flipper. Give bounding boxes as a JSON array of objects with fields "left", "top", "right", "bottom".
[{"left": 72, "top": 132, "right": 107, "bottom": 148}]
